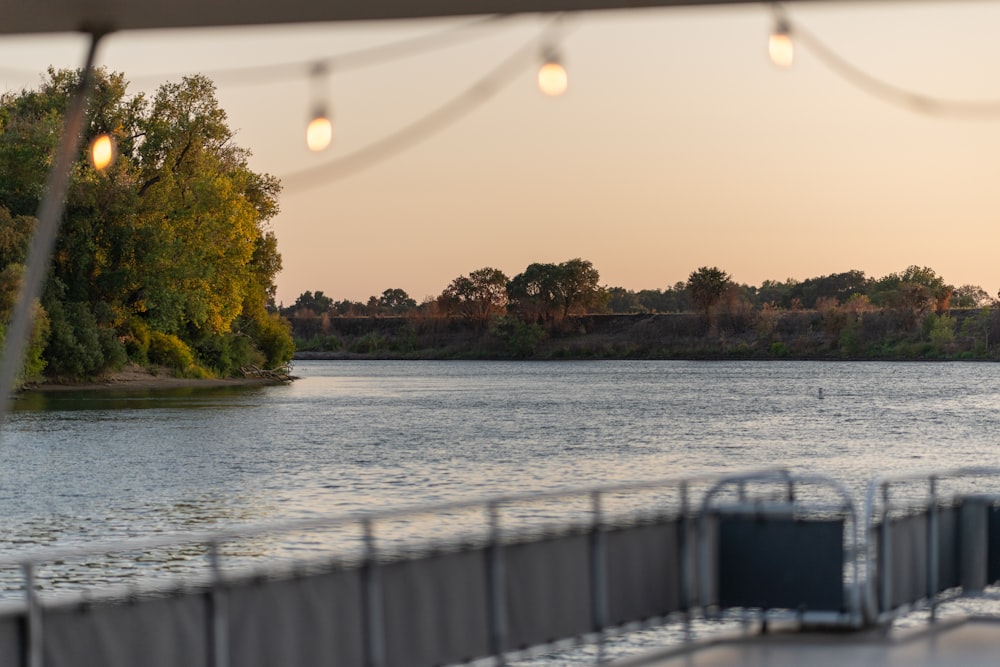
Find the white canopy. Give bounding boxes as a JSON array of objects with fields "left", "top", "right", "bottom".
[{"left": 5, "top": 0, "right": 854, "bottom": 36}]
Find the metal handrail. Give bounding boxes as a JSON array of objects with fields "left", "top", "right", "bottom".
[
  {"left": 861, "top": 466, "right": 1000, "bottom": 624},
  {"left": 0, "top": 469, "right": 758, "bottom": 571},
  {"left": 698, "top": 469, "right": 862, "bottom": 628}
]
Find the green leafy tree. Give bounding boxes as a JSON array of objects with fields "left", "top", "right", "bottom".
[
  {"left": 953, "top": 285, "right": 991, "bottom": 309},
  {"left": 291, "top": 290, "right": 334, "bottom": 316},
  {"left": 377, "top": 288, "right": 417, "bottom": 314},
  {"left": 0, "top": 68, "right": 290, "bottom": 378},
  {"left": 553, "top": 258, "right": 604, "bottom": 318},
  {"left": 439, "top": 267, "right": 509, "bottom": 322},
  {"left": 507, "top": 262, "right": 560, "bottom": 321},
  {"left": 687, "top": 266, "right": 731, "bottom": 317}
]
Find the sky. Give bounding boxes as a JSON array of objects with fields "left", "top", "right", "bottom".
[{"left": 2, "top": 2, "right": 1000, "bottom": 306}]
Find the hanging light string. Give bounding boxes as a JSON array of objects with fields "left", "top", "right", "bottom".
[
  {"left": 775, "top": 7, "right": 1000, "bottom": 119},
  {"left": 0, "top": 15, "right": 513, "bottom": 86},
  {"left": 130, "top": 14, "right": 515, "bottom": 88},
  {"left": 282, "top": 17, "right": 575, "bottom": 192}
]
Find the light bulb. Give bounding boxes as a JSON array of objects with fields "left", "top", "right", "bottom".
[
  {"left": 768, "top": 21, "right": 794, "bottom": 68},
  {"left": 89, "top": 133, "right": 117, "bottom": 171},
  {"left": 537, "top": 55, "right": 568, "bottom": 97},
  {"left": 306, "top": 113, "right": 333, "bottom": 152}
]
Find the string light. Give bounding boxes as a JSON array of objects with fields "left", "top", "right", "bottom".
[
  {"left": 306, "top": 111, "right": 333, "bottom": 152},
  {"left": 88, "top": 133, "right": 117, "bottom": 171},
  {"left": 306, "top": 64, "right": 333, "bottom": 152},
  {"left": 537, "top": 48, "right": 568, "bottom": 97},
  {"left": 768, "top": 16, "right": 794, "bottom": 68}
]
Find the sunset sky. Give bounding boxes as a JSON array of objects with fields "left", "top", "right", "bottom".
[{"left": 2, "top": 1, "right": 999, "bottom": 306}]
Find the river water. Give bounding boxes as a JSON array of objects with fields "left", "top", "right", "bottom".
[{"left": 1, "top": 360, "right": 999, "bottom": 658}]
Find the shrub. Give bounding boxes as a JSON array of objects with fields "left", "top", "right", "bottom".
[
  {"left": 148, "top": 331, "right": 195, "bottom": 373},
  {"left": 121, "top": 318, "right": 151, "bottom": 363}
]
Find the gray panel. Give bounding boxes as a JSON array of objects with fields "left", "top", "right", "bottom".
[
  {"left": 718, "top": 516, "right": 844, "bottom": 612},
  {"left": 227, "top": 568, "right": 364, "bottom": 667},
  {"left": 989, "top": 506, "right": 1000, "bottom": 584},
  {"left": 43, "top": 592, "right": 209, "bottom": 667},
  {"left": 936, "top": 507, "right": 960, "bottom": 592},
  {"left": 605, "top": 520, "right": 682, "bottom": 625},
  {"left": 0, "top": 612, "right": 23, "bottom": 667},
  {"left": 880, "top": 513, "right": 927, "bottom": 609},
  {"left": 381, "top": 549, "right": 490, "bottom": 667},
  {"left": 959, "top": 498, "right": 989, "bottom": 592},
  {"left": 879, "top": 508, "right": 961, "bottom": 611},
  {"left": 503, "top": 533, "right": 592, "bottom": 650}
]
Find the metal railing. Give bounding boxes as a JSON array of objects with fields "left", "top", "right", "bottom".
[
  {"left": 0, "top": 470, "right": 749, "bottom": 667},
  {"left": 862, "top": 466, "right": 1000, "bottom": 625}
]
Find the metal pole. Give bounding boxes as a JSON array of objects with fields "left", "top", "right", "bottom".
[
  {"left": 679, "top": 481, "right": 691, "bottom": 642},
  {"left": 208, "top": 541, "right": 229, "bottom": 667},
  {"left": 361, "top": 518, "right": 386, "bottom": 667},
  {"left": 590, "top": 491, "right": 608, "bottom": 664},
  {"left": 928, "top": 477, "right": 938, "bottom": 623},
  {"left": 22, "top": 562, "right": 42, "bottom": 667},
  {"left": 0, "top": 32, "right": 104, "bottom": 432},
  {"left": 486, "top": 502, "right": 508, "bottom": 665},
  {"left": 880, "top": 483, "right": 891, "bottom": 616}
]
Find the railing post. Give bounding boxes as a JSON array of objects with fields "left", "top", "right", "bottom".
[
  {"left": 679, "top": 481, "right": 692, "bottom": 641},
  {"left": 927, "top": 476, "right": 938, "bottom": 623},
  {"left": 208, "top": 541, "right": 229, "bottom": 667},
  {"left": 590, "top": 491, "right": 608, "bottom": 664},
  {"left": 486, "top": 502, "right": 508, "bottom": 665},
  {"left": 22, "top": 562, "right": 42, "bottom": 667},
  {"left": 880, "top": 483, "right": 892, "bottom": 616},
  {"left": 361, "top": 518, "right": 386, "bottom": 667}
]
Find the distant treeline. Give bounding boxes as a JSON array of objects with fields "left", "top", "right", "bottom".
[{"left": 286, "top": 262, "right": 1000, "bottom": 360}]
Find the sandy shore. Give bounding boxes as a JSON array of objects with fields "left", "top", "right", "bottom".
[{"left": 21, "top": 365, "right": 292, "bottom": 392}]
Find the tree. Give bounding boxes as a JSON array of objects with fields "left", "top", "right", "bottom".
[
  {"left": 440, "top": 267, "right": 509, "bottom": 322},
  {"left": 507, "top": 262, "right": 559, "bottom": 321},
  {"left": 291, "top": 290, "right": 334, "bottom": 316},
  {"left": 553, "top": 258, "right": 604, "bottom": 318},
  {"left": 377, "top": 288, "right": 417, "bottom": 314},
  {"left": 687, "top": 267, "right": 731, "bottom": 317},
  {"left": 0, "top": 68, "right": 291, "bottom": 378},
  {"left": 508, "top": 259, "right": 605, "bottom": 320},
  {"left": 953, "top": 284, "right": 991, "bottom": 309}
]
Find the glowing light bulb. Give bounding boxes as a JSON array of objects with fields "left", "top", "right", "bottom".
[
  {"left": 768, "top": 21, "right": 794, "bottom": 68},
  {"left": 306, "top": 112, "right": 333, "bottom": 152},
  {"left": 537, "top": 54, "right": 568, "bottom": 97},
  {"left": 89, "top": 133, "right": 117, "bottom": 171}
]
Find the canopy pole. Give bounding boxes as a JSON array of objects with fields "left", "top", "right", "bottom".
[{"left": 0, "top": 32, "right": 104, "bottom": 429}]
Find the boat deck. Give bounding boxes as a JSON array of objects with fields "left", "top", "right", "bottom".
[{"left": 616, "top": 617, "right": 1000, "bottom": 667}]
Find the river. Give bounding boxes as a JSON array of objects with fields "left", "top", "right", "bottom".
[{"left": 1, "top": 360, "right": 998, "bottom": 658}]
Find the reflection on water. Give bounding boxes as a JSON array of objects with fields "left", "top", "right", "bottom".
[{"left": 0, "top": 360, "right": 998, "bottom": 600}]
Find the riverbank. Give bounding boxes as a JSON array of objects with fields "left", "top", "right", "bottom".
[
  {"left": 288, "top": 311, "right": 1000, "bottom": 361},
  {"left": 21, "top": 364, "right": 291, "bottom": 392}
]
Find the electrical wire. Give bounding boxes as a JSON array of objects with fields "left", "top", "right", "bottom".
[
  {"left": 0, "top": 15, "right": 514, "bottom": 87},
  {"left": 781, "top": 10, "right": 1000, "bottom": 119},
  {"left": 280, "top": 20, "right": 569, "bottom": 193},
  {"left": 133, "top": 15, "right": 515, "bottom": 88}
]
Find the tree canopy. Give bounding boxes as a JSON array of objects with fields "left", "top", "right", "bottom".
[{"left": 0, "top": 68, "right": 293, "bottom": 381}]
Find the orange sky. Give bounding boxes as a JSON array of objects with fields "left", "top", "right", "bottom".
[{"left": 2, "top": 2, "right": 1000, "bottom": 305}]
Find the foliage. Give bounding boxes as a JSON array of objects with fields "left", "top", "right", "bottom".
[
  {"left": 507, "top": 258, "right": 605, "bottom": 320},
  {"left": 687, "top": 267, "right": 731, "bottom": 317},
  {"left": 377, "top": 288, "right": 417, "bottom": 315},
  {"left": 491, "top": 316, "right": 547, "bottom": 357},
  {"left": 439, "top": 267, "right": 509, "bottom": 322},
  {"left": 0, "top": 69, "right": 287, "bottom": 380},
  {"left": 148, "top": 331, "right": 196, "bottom": 374}
]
